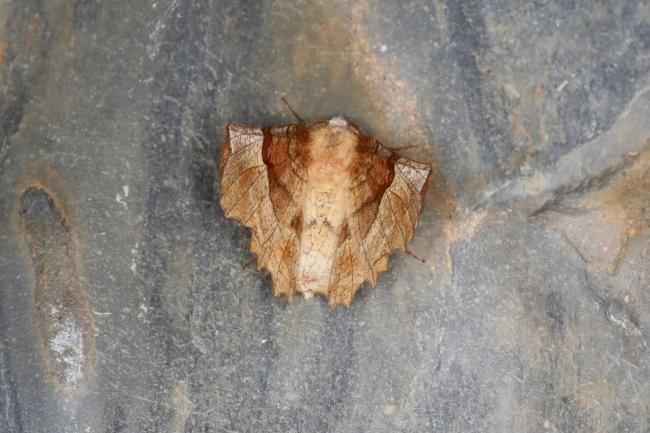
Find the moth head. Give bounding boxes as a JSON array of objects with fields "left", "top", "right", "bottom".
[{"left": 311, "top": 117, "right": 358, "bottom": 152}]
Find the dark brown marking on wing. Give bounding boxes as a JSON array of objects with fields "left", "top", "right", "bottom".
[
  {"left": 338, "top": 220, "right": 350, "bottom": 247},
  {"left": 262, "top": 126, "right": 309, "bottom": 222},
  {"left": 291, "top": 211, "right": 303, "bottom": 235},
  {"left": 348, "top": 137, "right": 400, "bottom": 238}
]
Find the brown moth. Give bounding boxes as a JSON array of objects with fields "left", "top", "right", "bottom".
[{"left": 219, "top": 113, "right": 430, "bottom": 307}]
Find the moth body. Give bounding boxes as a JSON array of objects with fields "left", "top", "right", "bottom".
[
  {"left": 220, "top": 116, "right": 430, "bottom": 307},
  {"left": 296, "top": 120, "right": 357, "bottom": 297}
]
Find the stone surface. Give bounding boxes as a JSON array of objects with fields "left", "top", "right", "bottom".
[{"left": 0, "top": 0, "right": 649, "bottom": 432}]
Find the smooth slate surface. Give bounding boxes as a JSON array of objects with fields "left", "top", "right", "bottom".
[{"left": 1, "top": 1, "right": 649, "bottom": 432}]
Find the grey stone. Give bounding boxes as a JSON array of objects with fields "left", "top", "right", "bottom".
[{"left": 0, "top": 0, "right": 649, "bottom": 432}]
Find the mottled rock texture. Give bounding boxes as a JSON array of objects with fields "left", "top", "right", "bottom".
[{"left": 0, "top": 1, "right": 649, "bottom": 432}]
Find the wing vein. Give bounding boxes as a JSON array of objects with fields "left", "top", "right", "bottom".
[
  {"left": 224, "top": 135, "right": 261, "bottom": 161},
  {"left": 386, "top": 191, "right": 407, "bottom": 248},
  {"left": 396, "top": 165, "right": 421, "bottom": 195},
  {"left": 243, "top": 194, "right": 264, "bottom": 225},
  {"left": 389, "top": 189, "right": 416, "bottom": 232},
  {"left": 225, "top": 168, "right": 265, "bottom": 216},
  {"left": 222, "top": 164, "right": 265, "bottom": 197}
]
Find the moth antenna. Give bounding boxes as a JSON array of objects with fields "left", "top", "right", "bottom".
[
  {"left": 282, "top": 97, "right": 306, "bottom": 125},
  {"left": 405, "top": 248, "right": 426, "bottom": 263},
  {"left": 385, "top": 144, "right": 418, "bottom": 151},
  {"left": 242, "top": 257, "right": 256, "bottom": 270},
  {"left": 373, "top": 138, "right": 418, "bottom": 152}
]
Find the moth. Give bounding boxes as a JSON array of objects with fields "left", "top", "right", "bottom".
[{"left": 219, "top": 104, "right": 430, "bottom": 307}]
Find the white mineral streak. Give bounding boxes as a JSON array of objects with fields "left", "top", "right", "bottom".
[
  {"left": 49, "top": 315, "right": 85, "bottom": 386},
  {"left": 296, "top": 120, "right": 355, "bottom": 298}
]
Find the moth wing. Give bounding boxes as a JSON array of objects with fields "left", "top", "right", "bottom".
[
  {"left": 220, "top": 123, "right": 304, "bottom": 299},
  {"left": 362, "top": 156, "right": 430, "bottom": 267},
  {"left": 328, "top": 147, "right": 430, "bottom": 307}
]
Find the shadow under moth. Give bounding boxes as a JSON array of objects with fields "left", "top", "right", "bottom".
[{"left": 219, "top": 108, "right": 430, "bottom": 307}]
